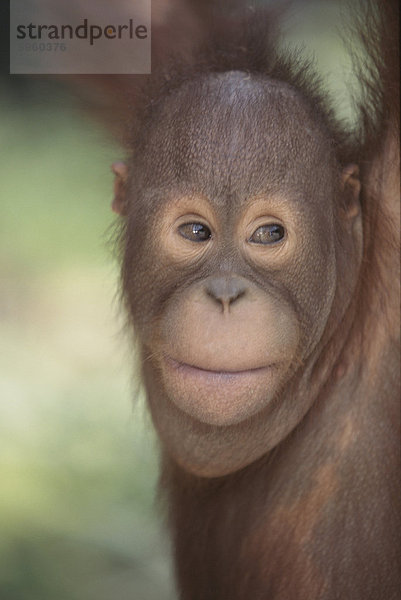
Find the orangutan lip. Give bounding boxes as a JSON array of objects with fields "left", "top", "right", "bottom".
[{"left": 164, "top": 356, "right": 274, "bottom": 377}]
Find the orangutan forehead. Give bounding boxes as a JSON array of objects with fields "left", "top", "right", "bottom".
[{"left": 140, "top": 71, "right": 336, "bottom": 201}]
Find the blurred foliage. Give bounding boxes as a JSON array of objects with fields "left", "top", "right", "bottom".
[{"left": 0, "top": 81, "right": 176, "bottom": 600}]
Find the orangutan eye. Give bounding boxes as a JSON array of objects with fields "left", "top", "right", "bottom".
[
  {"left": 178, "top": 222, "right": 212, "bottom": 242},
  {"left": 249, "top": 224, "right": 285, "bottom": 245}
]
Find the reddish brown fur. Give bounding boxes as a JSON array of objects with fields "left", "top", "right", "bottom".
[{"left": 112, "top": 1, "right": 400, "bottom": 598}]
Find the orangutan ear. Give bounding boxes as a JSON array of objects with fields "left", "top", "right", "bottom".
[
  {"left": 111, "top": 162, "right": 129, "bottom": 216},
  {"left": 341, "top": 164, "right": 361, "bottom": 219}
]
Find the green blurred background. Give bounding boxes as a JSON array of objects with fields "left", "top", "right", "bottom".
[
  {"left": 0, "top": 80, "right": 176, "bottom": 599},
  {"left": 0, "top": 1, "right": 358, "bottom": 599}
]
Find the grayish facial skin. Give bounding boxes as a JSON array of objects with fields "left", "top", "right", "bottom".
[{"left": 115, "top": 71, "right": 363, "bottom": 477}]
